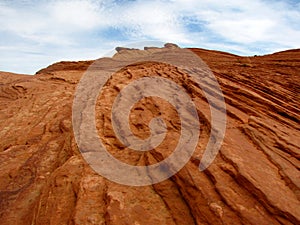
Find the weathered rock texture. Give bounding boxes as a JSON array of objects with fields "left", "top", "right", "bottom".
[{"left": 0, "top": 46, "right": 299, "bottom": 225}]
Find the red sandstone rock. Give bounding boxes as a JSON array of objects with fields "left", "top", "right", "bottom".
[{"left": 0, "top": 46, "right": 299, "bottom": 225}]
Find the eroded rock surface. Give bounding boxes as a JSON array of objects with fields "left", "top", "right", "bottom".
[{"left": 0, "top": 46, "right": 299, "bottom": 225}]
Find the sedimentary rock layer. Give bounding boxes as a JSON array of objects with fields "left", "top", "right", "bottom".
[{"left": 0, "top": 46, "right": 299, "bottom": 225}]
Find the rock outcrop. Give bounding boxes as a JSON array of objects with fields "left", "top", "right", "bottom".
[{"left": 0, "top": 45, "right": 299, "bottom": 225}]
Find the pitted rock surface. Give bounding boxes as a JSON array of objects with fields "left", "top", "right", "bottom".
[{"left": 0, "top": 47, "right": 299, "bottom": 225}]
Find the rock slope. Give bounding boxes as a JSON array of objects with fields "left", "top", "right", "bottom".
[{"left": 0, "top": 46, "right": 299, "bottom": 225}]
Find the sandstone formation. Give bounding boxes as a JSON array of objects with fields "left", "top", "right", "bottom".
[{"left": 0, "top": 45, "right": 299, "bottom": 225}]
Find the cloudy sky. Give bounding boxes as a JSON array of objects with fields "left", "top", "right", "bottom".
[{"left": 0, "top": 0, "right": 299, "bottom": 74}]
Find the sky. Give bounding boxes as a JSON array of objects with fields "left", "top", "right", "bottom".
[{"left": 0, "top": 0, "right": 299, "bottom": 74}]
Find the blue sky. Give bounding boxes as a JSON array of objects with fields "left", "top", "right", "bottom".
[{"left": 0, "top": 0, "right": 299, "bottom": 74}]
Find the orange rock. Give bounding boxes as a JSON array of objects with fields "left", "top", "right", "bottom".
[{"left": 0, "top": 46, "right": 299, "bottom": 225}]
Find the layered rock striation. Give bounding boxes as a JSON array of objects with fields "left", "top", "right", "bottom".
[{"left": 0, "top": 46, "right": 299, "bottom": 225}]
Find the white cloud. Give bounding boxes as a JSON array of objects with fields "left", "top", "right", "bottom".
[
  {"left": 47, "top": 0, "right": 104, "bottom": 30},
  {"left": 0, "top": 0, "right": 299, "bottom": 74},
  {"left": 167, "top": 0, "right": 300, "bottom": 49},
  {"left": 207, "top": 19, "right": 275, "bottom": 43}
]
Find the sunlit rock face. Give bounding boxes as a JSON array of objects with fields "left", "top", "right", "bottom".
[{"left": 0, "top": 46, "right": 299, "bottom": 225}]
